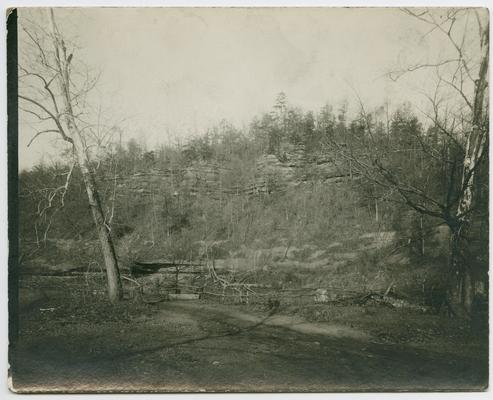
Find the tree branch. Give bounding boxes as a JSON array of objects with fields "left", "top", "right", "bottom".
[
  {"left": 19, "top": 94, "right": 73, "bottom": 144},
  {"left": 27, "top": 129, "right": 61, "bottom": 147},
  {"left": 387, "top": 59, "right": 460, "bottom": 82},
  {"left": 19, "top": 65, "right": 61, "bottom": 115}
]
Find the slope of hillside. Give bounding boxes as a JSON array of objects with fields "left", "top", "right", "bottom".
[{"left": 20, "top": 145, "right": 452, "bottom": 311}]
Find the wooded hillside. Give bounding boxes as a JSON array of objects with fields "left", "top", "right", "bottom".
[{"left": 19, "top": 94, "right": 488, "bottom": 313}]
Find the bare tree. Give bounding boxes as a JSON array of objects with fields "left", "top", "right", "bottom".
[
  {"left": 19, "top": 9, "right": 123, "bottom": 302},
  {"left": 331, "top": 8, "right": 488, "bottom": 316}
]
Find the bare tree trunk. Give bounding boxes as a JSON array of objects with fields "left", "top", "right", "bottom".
[
  {"left": 449, "top": 18, "right": 489, "bottom": 316},
  {"left": 78, "top": 155, "right": 123, "bottom": 302},
  {"left": 48, "top": 9, "right": 123, "bottom": 302},
  {"left": 448, "top": 226, "right": 463, "bottom": 314},
  {"left": 448, "top": 225, "right": 475, "bottom": 317}
]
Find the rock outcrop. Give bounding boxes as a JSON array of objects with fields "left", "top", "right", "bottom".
[{"left": 107, "top": 146, "right": 351, "bottom": 198}]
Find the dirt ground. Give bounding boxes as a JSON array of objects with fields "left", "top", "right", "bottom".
[{"left": 10, "top": 294, "right": 488, "bottom": 393}]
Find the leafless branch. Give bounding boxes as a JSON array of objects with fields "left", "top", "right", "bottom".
[
  {"left": 19, "top": 94, "right": 73, "bottom": 144},
  {"left": 19, "top": 106, "right": 52, "bottom": 122},
  {"left": 387, "top": 59, "right": 460, "bottom": 82},
  {"left": 27, "top": 129, "right": 61, "bottom": 147}
]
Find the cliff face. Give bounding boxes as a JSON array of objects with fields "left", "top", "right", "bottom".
[{"left": 113, "top": 146, "right": 350, "bottom": 198}]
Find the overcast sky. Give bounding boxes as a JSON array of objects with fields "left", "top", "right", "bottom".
[{"left": 18, "top": 7, "right": 476, "bottom": 170}]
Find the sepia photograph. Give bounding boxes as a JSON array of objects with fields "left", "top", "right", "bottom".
[{"left": 7, "top": 5, "right": 489, "bottom": 393}]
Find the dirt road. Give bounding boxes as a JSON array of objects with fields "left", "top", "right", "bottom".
[{"left": 11, "top": 300, "right": 488, "bottom": 392}]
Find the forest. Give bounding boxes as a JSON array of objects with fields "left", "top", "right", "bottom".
[
  {"left": 11, "top": 7, "right": 489, "bottom": 393},
  {"left": 19, "top": 93, "right": 488, "bottom": 315}
]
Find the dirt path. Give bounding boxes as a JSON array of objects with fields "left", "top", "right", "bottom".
[
  {"left": 12, "top": 300, "right": 488, "bottom": 392},
  {"left": 162, "top": 301, "right": 370, "bottom": 339}
]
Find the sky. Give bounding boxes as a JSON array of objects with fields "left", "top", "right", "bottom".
[{"left": 17, "top": 7, "right": 478, "bottom": 170}]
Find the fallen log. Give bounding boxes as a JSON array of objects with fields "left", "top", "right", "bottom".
[{"left": 131, "top": 260, "right": 204, "bottom": 277}]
